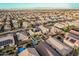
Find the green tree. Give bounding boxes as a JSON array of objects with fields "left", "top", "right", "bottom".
[
  {"left": 62, "top": 25, "right": 77, "bottom": 32},
  {"left": 74, "top": 47, "right": 79, "bottom": 56}
]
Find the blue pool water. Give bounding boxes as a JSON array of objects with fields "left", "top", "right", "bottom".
[{"left": 18, "top": 47, "right": 25, "bottom": 53}]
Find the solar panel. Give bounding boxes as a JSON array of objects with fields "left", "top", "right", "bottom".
[{"left": 0, "top": 39, "right": 13, "bottom": 46}]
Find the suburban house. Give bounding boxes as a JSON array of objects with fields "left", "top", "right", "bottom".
[
  {"left": 35, "top": 41, "right": 60, "bottom": 56},
  {"left": 18, "top": 48, "right": 39, "bottom": 56},
  {"left": 0, "top": 34, "right": 15, "bottom": 49},
  {"left": 64, "top": 30, "right": 79, "bottom": 48},
  {"left": 46, "top": 36, "right": 73, "bottom": 56}
]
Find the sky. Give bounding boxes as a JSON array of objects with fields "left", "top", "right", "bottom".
[{"left": 0, "top": 3, "right": 79, "bottom": 9}]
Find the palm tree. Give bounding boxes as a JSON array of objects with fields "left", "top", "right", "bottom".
[
  {"left": 18, "top": 17, "right": 28, "bottom": 28},
  {"left": 0, "top": 18, "right": 6, "bottom": 32},
  {"left": 0, "top": 25, "right": 5, "bottom": 32},
  {"left": 9, "top": 20, "right": 15, "bottom": 30},
  {"left": 18, "top": 20, "right": 23, "bottom": 28}
]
